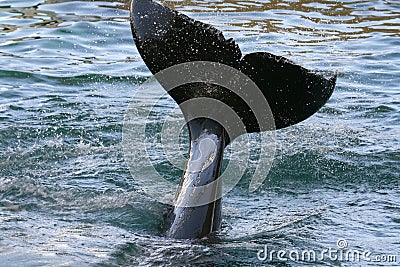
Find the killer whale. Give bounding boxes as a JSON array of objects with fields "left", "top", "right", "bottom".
[{"left": 129, "top": 0, "right": 337, "bottom": 239}]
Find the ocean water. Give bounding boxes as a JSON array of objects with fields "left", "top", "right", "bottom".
[{"left": 0, "top": 0, "right": 399, "bottom": 266}]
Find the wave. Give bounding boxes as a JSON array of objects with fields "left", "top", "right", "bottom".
[{"left": 0, "top": 69, "right": 148, "bottom": 85}]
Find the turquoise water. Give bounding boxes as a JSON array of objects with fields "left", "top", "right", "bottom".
[{"left": 0, "top": 0, "right": 399, "bottom": 266}]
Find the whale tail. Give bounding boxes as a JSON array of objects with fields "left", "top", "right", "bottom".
[
  {"left": 130, "top": 0, "right": 337, "bottom": 239},
  {"left": 130, "top": 0, "right": 336, "bottom": 133}
]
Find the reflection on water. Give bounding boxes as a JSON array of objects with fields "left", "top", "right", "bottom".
[
  {"left": 165, "top": 0, "right": 400, "bottom": 40},
  {"left": 2, "top": 0, "right": 399, "bottom": 37},
  {"left": 1, "top": 0, "right": 398, "bottom": 77},
  {"left": 0, "top": 1, "right": 127, "bottom": 34}
]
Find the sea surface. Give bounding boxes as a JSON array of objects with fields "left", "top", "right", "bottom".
[{"left": 0, "top": 0, "right": 399, "bottom": 266}]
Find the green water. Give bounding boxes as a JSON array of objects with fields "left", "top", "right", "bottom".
[{"left": 0, "top": 0, "right": 399, "bottom": 266}]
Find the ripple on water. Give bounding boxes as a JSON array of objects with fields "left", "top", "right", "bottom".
[{"left": 0, "top": 0, "right": 399, "bottom": 266}]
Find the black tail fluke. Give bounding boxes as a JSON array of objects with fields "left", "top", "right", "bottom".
[
  {"left": 130, "top": 0, "right": 336, "bottom": 134},
  {"left": 129, "top": 0, "right": 337, "bottom": 239},
  {"left": 240, "top": 52, "right": 337, "bottom": 130}
]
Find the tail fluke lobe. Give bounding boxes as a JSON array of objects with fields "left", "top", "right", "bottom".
[
  {"left": 130, "top": 0, "right": 242, "bottom": 74},
  {"left": 240, "top": 52, "right": 337, "bottom": 130}
]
